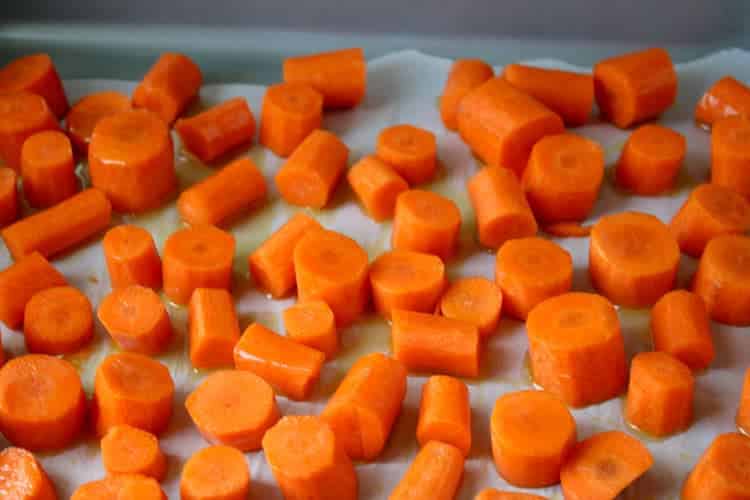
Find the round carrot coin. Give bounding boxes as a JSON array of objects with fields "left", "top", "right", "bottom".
[
  {"left": 711, "top": 115, "right": 750, "bottom": 199},
  {"left": 0, "top": 53, "right": 69, "bottom": 117},
  {"left": 260, "top": 82, "right": 323, "bottom": 158},
  {"left": 21, "top": 129, "right": 78, "bottom": 208},
  {"left": 0, "top": 447, "right": 57, "bottom": 500},
  {"left": 392, "top": 189, "right": 461, "bottom": 260},
  {"left": 180, "top": 445, "right": 251, "bottom": 500},
  {"left": 376, "top": 124, "right": 437, "bottom": 185},
  {"left": 65, "top": 91, "right": 132, "bottom": 154},
  {"left": 103, "top": 224, "right": 162, "bottom": 289},
  {"left": 23, "top": 285, "right": 94, "bottom": 355},
  {"left": 0, "top": 92, "right": 59, "bottom": 171},
  {"left": 71, "top": 474, "right": 166, "bottom": 500},
  {"left": 101, "top": 424, "right": 167, "bottom": 481},
  {"left": 439, "top": 276, "right": 502, "bottom": 337},
  {"left": 615, "top": 124, "right": 686, "bottom": 195}
]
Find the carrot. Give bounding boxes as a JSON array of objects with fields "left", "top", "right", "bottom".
[
  {"left": 348, "top": 155, "right": 409, "bottom": 221},
  {"left": 439, "top": 276, "right": 502, "bottom": 337},
  {"left": 185, "top": 370, "right": 279, "bottom": 451},
  {"left": 692, "top": 234, "right": 750, "bottom": 325},
  {"left": 560, "top": 430, "right": 653, "bottom": 500},
  {"left": 0, "top": 53, "right": 68, "bottom": 117},
  {"left": 259, "top": 82, "right": 323, "bottom": 157},
  {"left": 0, "top": 252, "right": 65, "bottom": 329},
  {"left": 542, "top": 222, "right": 592, "bottom": 238},
  {"left": 457, "top": 77, "right": 564, "bottom": 175},
  {"left": 233, "top": 322, "right": 325, "bottom": 400},
  {"left": 23, "top": 286, "right": 93, "bottom": 355},
  {"left": 589, "top": 211, "right": 680, "bottom": 307},
  {"left": 737, "top": 368, "right": 750, "bottom": 435},
  {"left": 175, "top": 97, "right": 256, "bottom": 162},
  {"left": 180, "top": 445, "right": 251, "bottom": 500},
  {"left": 615, "top": 124, "right": 686, "bottom": 195},
  {"left": 682, "top": 432, "right": 750, "bottom": 499},
  {"left": 98, "top": 285, "right": 173, "bottom": 355},
  {"left": 495, "top": 236, "right": 572, "bottom": 320},
  {"left": 321, "top": 353, "right": 407, "bottom": 460},
  {"left": 0, "top": 354, "right": 85, "bottom": 450},
  {"left": 71, "top": 474, "right": 166, "bottom": 500},
  {"left": 263, "top": 416, "right": 357, "bottom": 500},
  {"left": 711, "top": 115, "right": 750, "bottom": 198},
  {"left": 391, "top": 309, "right": 480, "bottom": 377},
  {"left": 392, "top": 189, "right": 461, "bottom": 260},
  {"left": 388, "top": 440, "right": 464, "bottom": 500},
  {"left": 651, "top": 290, "right": 715, "bottom": 371},
  {"left": 376, "top": 124, "right": 437, "bottom": 185},
  {"left": 101, "top": 425, "right": 167, "bottom": 481},
  {"left": 20, "top": 130, "right": 78, "bottom": 208},
  {"left": 0, "top": 167, "right": 19, "bottom": 227},
  {"left": 593, "top": 47, "right": 677, "bottom": 128},
  {"left": 88, "top": 109, "right": 176, "bottom": 213},
  {"left": 491, "top": 389, "right": 576, "bottom": 487},
  {"left": 468, "top": 165, "right": 538, "bottom": 248},
  {"left": 0, "top": 92, "right": 58, "bottom": 171},
  {"left": 274, "top": 129, "right": 349, "bottom": 209},
  {"left": 282, "top": 299, "right": 338, "bottom": 359},
  {"left": 0, "top": 447, "right": 57, "bottom": 500},
  {"left": 440, "top": 59, "right": 494, "bottom": 131},
  {"left": 522, "top": 132, "right": 604, "bottom": 223},
  {"left": 248, "top": 212, "right": 322, "bottom": 298},
  {"left": 65, "top": 91, "right": 131, "bottom": 154},
  {"left": 695, "top": 76, "right": 750, "bottom": 128},
  {"left": 475, "top": 490, "right": 546, "bottom": 500},
  {"left": 132, "top": 52, "right": 202, "bottom": 124},
  {"left": 177, "top": 157, "right": 267, "bottom": 226},
  {"left": 188, "top": 288, "right": 240, "bottom": 369},
  {"left": 162, "top": 224, "right": 235, "bottom": 305},
  {"left": 526, "top": 292, "right": 626, "bottom": 407},
  {"left": 503, "top": 63, "right": 594, "bottom": 127},
  {"left": 417, "top": 375, "right": 471, "bottom": 457},
  {"left": 283, "top": 47, "right": 366, "bottom": 109},
  {"left": 293, "top": 228, "right": 369, "bottom": 327},
  {"left": 92, "top": 352, "right": 174, "bottom": 437},
  {"left": 103, "top": 224, "right": 162, "bottom": 289}
]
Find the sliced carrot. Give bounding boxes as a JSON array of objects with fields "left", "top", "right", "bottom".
[
  {"left": 0, "top": 167, "right": 18, "bottom": 227},
  {"left": 23, "top": 286, "right": 93, "bottom": 355},
  {"left": 233, "top": 322, "right": 325, "bottom": 400},
  {"left": 593, "top": 47, "right": 677, "bottom": 128},
  {"left": 259, "top": 82, "right": 323, "bottom": 157},
  {"left": 695, "top": 76, "right": 750, "bottom": 128},
  {"left": 175, "top": 97, "right": 256, "bottom": 162},
  {"left": 475, "top": 490, "right": 546, "bottom": 500},
  {"left": 417, "top": 375, "right": 471, "bottom": 457},
  {"left": 282, "top": 299, "right": 338, "bottom": 359},
  {"left": 348, "top": 155, "right": 409, "bottom": 221},
  {"left": 651, "top": 290, "right": 715, "bottom": 371},
  {"left": 20, "top": 130, "right": 78, "bottom": 208},
  {"left": 711, "top": 115, "right": 750, "bottom": 198},
  {"left": 0, "top": 447, "right": 57, "bottom": 500},
  {"left": 283, "top": 47, "right": 366, "bottom": 109},
  {"left": 522, "top": 132, "right": 604, "bottom": 223},
  {"left": 0, "top": 92, "right": 59, "bottom": 171},
  {"left": 132, "top": 52, "right": 203, "bottom": 124},
  {"left": 0, "top": 252, "right": 66, "bottom": 329},
  {"left": 388, "top": 440, "right": 464, "bottom": 500},
  {"left": 682, "top": 432, "right": 750, "bottom": 500},
  {"left": 263, "top": 416, "right": 357, "bottom": 500},
  {"left": 321, "top": 353, "right": 407, "bottom": 461},
  {"left": 392, "top": 189, "right": 461, "bottom": 260},
  {"left": 103, "top": 224, "right": 162, "bottom": 289},
  {"left": 376, "top": 124, "right": 437, "bottom": 185},
  {"left": 526, "top": 292, "right": 627, "bottom": 407},
  {"left": 162, "top": 225, "right": 235, "bottom": 305},
  {"left": 616, "top": 124, "right": 686, "bottom": 195},
  {"left": 560, "top": 430, "right": 653, "bottom": 500},
  {"left": 71, "top": 474, "right": 166, "bottom": 500},
  {"left": 65, "top": 91, "right": 131, "bottom": 154},
  {"left": 457, "top": 77, "right": 564, "bottom": 175},
  {"left": 0, "top": 354, "right": 85, "bottom": 450},
  {"left": 188, "top": 288, "right": 240, "bottom": 369},
  {"left": 737, "top": 369, "right": 750, "bottom": 434},
  {"left": 88, "top": 109, "right": 176, "bottom": 213},
  {"left": 491, "top": 390, "right": 576, "bottom": 487},
  {"left": 440, "top": 59, "right": 494, "bottom": 131},
  {"left": 185, "top": 370, "right": 279, "bottom": 451},
  {"left": 589, "top": 211, "right": 679, "bottom": 307},
  {"left": 101, "top": 425, "right": 167, "bottom": 481},
  {"left": 468, "top": 165, "right": 538, "bottom": 248},
  {"left": 542, "top": 221, "right": 592, "bottom": 238},
  {"left": 177, "top": 157, "right": 267, "bottom": 226},
  {"left": 0, "top": 53, "right": 69, "bottom": 117},
  {"left": 439, "top": 276, "right": 502, "bottom": 337},
  {"left": 180, "top": 445, "right": 250, "bottom": 500},
  {"left": 92, "top": 352, "right": 174, "bottom": 437}
]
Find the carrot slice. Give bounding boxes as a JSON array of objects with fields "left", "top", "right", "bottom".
[
  {"left": 0, "top": 92, "right": 59, "bottom": 171},
  {"left": 65, "top": 91, "right": 131, "bottom": 154},
  {"left": 180, "top": 445, "right": 251, "bottom": 500},
  {"left": 417, "top": 375, "right": 472, "bottom": 457},
  {"left": 615, "top": 124, "right": 686, "bottom": 195},
  {"left": 20, "top": 130, "right": 78, "bottom": 208},
  {"left": 0, "top": 53, "right": 68, "bottom": 117},
  {"left": 283, "top": 48, "right": 366, "bottom": 109},
  {"left": 711, "top": 115, "right": 750, "bottom": 198},
  {"left": 737, "top": 369, "right": 750, "bottom": 435},
  {"left": 101, "top": 425, "right": 167, "bottom": 481},
  {"left": 103, "top": 224, "right": 162, "bottom": 289},
  {"left": 560, "top": 430, "right": 653, "bottom": 500},
  {"left": 682, "top": 432, "right": 750, "bottom": 500},
  {"left": 0, "top": 354, "right": 85, "bottom": 450},
  {"left": 695, "top": 76, "right": 750, "bottom": 128},
  {"left": 0, "top": 252, "right": 66, "bottom": 329},
  {"left": 468, "top": 165, "right": 538, "bottom": 248},
  {"left": 132, "top": 52, "right": 202, "bottom": 124},
  {"left": 440, "top": 59, "right": 494, "bottom": 131},
  {"left": 175, "top": 97, "right": 256, "bottom": 163},
  {"left": 321, "top": 353, "right": 407, "bottom": 461},
  {"left": 593, "top": 47, "right": 677, "bottom": 128},
  {"left": 439, "top": 276, "right": 502, "bottom": 337},
  {"left": 526, "top": 292, "right": 626, "bottom": 407},
  {"left": 388, "top": 440, "right": 464, "bottom": 500},
  {"left": 542, "top": 221, "right": 592, "bottom": 238},
  {"left": 282, "top": 299, "right": 338, "bottom": 359},
  {"left": 348, "top": 155, "right": 409, "bottom": 221},
  {"left": 475, "top": 490, "right": 546, "bottom": 500},
  {"left": 522, "top": 132, "right": 604, "bottom": 223},
  {"left": 89, "top": 109, "right": 176, "bottom": 213},
  {"left": 23, "top": 286, "right": 93, "bottom": 355},
  {"left": 0, "top": 167, "right": 18, "bottom": 227},
  {"left": 92, "top": 352, "right": 174, "bottom": 437},
  {"left": 259, "top": 82, "right": 323, "bottom": 157},
  {"left": 71, "top": 474, "right": 166, "bottom": 500},
  {"left": 0, "top": 447, "right": 57, "bottom": 500},
  {"left": 376, "top": 124, "right": 437, "bottom": 185},
  {"left": 188, "top": 288, "right": 240, "bottom": 369},
  {"left": 392, "top": 189, "right": 461, "bottom": 260},
  {"left": 186, "top": 370, "right": 279, "bottom": 451}
]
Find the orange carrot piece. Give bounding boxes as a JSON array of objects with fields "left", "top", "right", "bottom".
[
  {"left": 542, "top": 222, "right": 592, "bottom": 238},
  {"left": 186, "top": 370, "right": 279, "bottom": 451},
  {"left": 475, "top": 490, "right": 546, "bottom": 500},
  {"left": 589, "top": 211, "right": 679, "bottom": 307},
  {"left": 0, "top": 167, "right": 18, "bottom": 227},
  {"left": 0, "top": 447, "right": 57, "bottom": 500},
  {"left": 103, "top": 224, "right": 162, "bottom": 289},
  {"left": 457, "top": 77, "right": 564, "bottom": 175},
  {"left": 101, "top": 425, "right": 167, "bottom": 481},
  {"left": 20, "top": 130, "right": 78, "bottom": 208},
  {"left": 439, "top": 276, "right": 502, "bottom": 337},
  {"left": 283, "top": 48, "right": 366, "bottom": 109},
  {"left": 88, "top": 109, "right": 176, "bottom": 213},
  {"left": 188, "top": 288, "right": 240, "bottom": 369},
  {"left": 417, "top": 375, "right": 471, "bottom": 457},
  {"left": 594, "top": 47, "right": 677, "bottom": 128},
  {"left": 0, "top": 252, "right": 65, "bottom": 329},
  {"left": 0, "top": 53, "right": 68, "bottom": 117},
  {"left": 616, "top": 124, "right": 686, "bottom": 195},
  {"left": 468, "top": 165, "right": 538, "bottom": 248},
  {"left": 175, "top": 97, "right": 256, "bottom": 162},
  {"left": 321, "top": 353, "right": 407, "bottom": 461},
  {"left": 440, "top": 59, "right": 494, "bottom": 131},
  {"left": 392, "top": 189, "right": 461, "bottom": 260},
  {"left": 71, "top": 474, "right": 166, "bottom": 500},
  {"left": 233, "top": 322, "right": 325, "bottom": 400},
  {"left": 65, "top": 91, "right": 131, "bottom": 154},
  {"left": 695, "top": 76, "right": 750, "bottom": 128},
  {"left": 682, "top": 432, "right": 750, "bottom": 500},
  {"left": 132, "top": 52, "right": 203, "bottom": 124},
  {"left": 180, "top": 446, "right": 250, "bottom": 500},
  {"left": 348, "top": 155, "right": 409, "bottom": 221},
  {"left": 92, "top": 352, "right": 174, "bottom": 437},
  {"left": 376, "top": 124, "right": 437, "bottom": 185},
  {"left": 260, "top": 82, "right": 323, "bottom": 157},
  {"left": 23, "top": 286, "right": 93, "bottom": 355},
  {"left": 162, "top": 225, "right": 235, "bottom": 305},
  {"left": 388, "top": 440, "right": 464, "bottom": 500},
  {"left": 0, "top": 354, "right": 85, "bottom": 450},
  {"left": 737, "top": 369, "right": 750, "bottom": 434},
  {"left": 711, "top": 115, "right": 750, "bottom": 198},
  {"left": 282, "top": 299, "right": 338, "bottom": 359},
  {"left": 0, "top": 92, "right": 59, "bottom": 171},
  {"left": 527, "top": 292, "right": 627, "bottom": 407}
]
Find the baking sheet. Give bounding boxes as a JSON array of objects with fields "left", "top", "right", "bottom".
[{"left": 2, "top": 49, "right": 749, "bottom": 499}]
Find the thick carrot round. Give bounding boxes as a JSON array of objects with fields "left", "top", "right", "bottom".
[
  {"left": 23, "top": 286, "right": 93, "bottom": 355},
  {"left": 615, "top": 124, "right": 686, "bottom": 195},
  {"left": 188, "top": 288, "right": 240, "bottom": 369},
  {"left": 0, "top": 53, "right": 68, "bottom": 117},
  {"left": 101, "top": 425, "right": 167, "bottom": 481},
  {"left": 711, "top": 115, "right": 750, "bottom": 198},
  {"left": 65, "top": 91, "right": 131, "bottom": 154},
  {"left": 348, "top": 155, "right": 409, "bottom": 221},
  {"left": 103, "top": 224, "right": 162, "bottom": 289},
  {"left": 475, "top": 490, "right": 546, "bottom": 500},
  {"left": 0, "top": 167, "right": 19, "bottom": 227},
  {"left": 282, "top": 299, "right": 338, "bottom": 359},
  {"left": 186, "top": 370, "right": 279, "bottom": 451},
  {"left": 71, "top": 474, "right": 165, "bottom": 500},
  {"left": 440, "top": 59, "right": 494, "bottom": 131},
  {"left": 376, "top": 124, "right": 437, "bottom": 185},
  {"left": 0, "top": 354, "right": 85, "bottom": 450},
  {"left": 589, "top": 211, "right": 679, "bottom": 307},
  {"left": 695, "top": 76, "right": 750, "bottom": 128},
  {"left": 260, "top": 82, "right": 323, "bottom": 157},
  {"left": 283, "top": 47, "right": 366, "bottom": 109},
  {"left": 0, "top": 447, "right": 57, "bottom": 500},
  {"left": 439, "top": 276, "right": 502, "bottom": 337},
  {"left": 542, "top": 221, "right": 592, "bottom": 238},
  {"left": 417, "top": 375, "right": 471, "bottom": 457},
  {"left": 737, "top": 368, "right": 750, "bottom": 434},
  {"left": 20, "top": 130, "right": 78, "bottom": 208},
  {"left": 682, "top": 432, "right": 750, "bottom": 500},
  {"left": 0, "top": 92, "right": 59, "bottom": 171},
  {"left": 180, "top": 445, "right": 250, "bottom": 500},
  {"left": 388, "top": 440, "right": 464, "bottom": 500},
  {"left": 132, "top": 52, "right": 203, "bottom": 124},
  {"left": 392, "top": 189, "right": 461, "bottom": 260},
  {"left": 0, "top": 252, "right": 66, "bottom": 329}
]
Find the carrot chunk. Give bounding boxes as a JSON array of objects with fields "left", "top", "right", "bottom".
[
  {"left": 392, "top": 189, "right": 461, "bottom": 260},
  {"left": 388, "top": 440, "right": 464, "bottom": 500},
  {"left": 101, "top": 425, "right": 167, "bottom": 481},
  {"left": 0, "top": 53, "right": 68, "bottom": 117},
  {"left": 180, "top": 445, "right": 250, "bottom": 500},
  {"left": 348, "top": 155, "right": 409, "bottom": 221},
  {"left": 0, "top": 92, "right": 59, "bottom": 171},
  {"left": 0, "top": 447, "right": 57, "bottom": 500},
  {"left": 21, "top": 130, "right": 78, "bottom": 208},
  {"left": 260, "top": 82, "right": 323, "bottom": 157},
  {"left": 0, "top": 167, "right": 19, "bottom": 227},
  {"left": 475, "top": 490, "right": 546, "bottom": 500},
  {"left": 283, "top": 48, "right": 366, "bottom": 109},
  {"left": 282, "top": 299, "right": 338, "bottom": 359},
  {"left": 0, "top": 252, "right": 66, "bottom": 329},
  {"left": 711, "top": 115, "right": 750, "bottom": 198},
  {"left": 439, "top": 277, "right": 502, "bottom": 337},
  {"left": 65, "top": 91, "right": 131, "bottom": 154},
  {"left": 682, "top": 432, "right": 750, "bottom": 499},
  {"left": 737, "top": 369, "right": 750, "bottom": 435},
  {"left": 376, "top": 124, "right": 437, "bottom": 185},
  {"left": 71, "top": 474, "right": 165, "bottom": 500},
  {"left": 24, "top": 286, "right": 93, "bottom": 355},
  {"left": 188, "top": 288, "right": 240, "bottom": 369},
  {"left": 417, "top": 375, "right": 472, "bottom": 457},
  {"left": 440, "top": 59, "right": 494, "bottom": 131},
  {"left": 615, "top": 124, "right": 686, "bottom": 195},
  {"left": 695, "top": 76, "right": 750, "bottom": 128},
  {"left": 132, "top": 52, "right": 202, "bottom": 124},
  {"left": 103, "top": 225, "right": 162, "bottom": 289}
]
